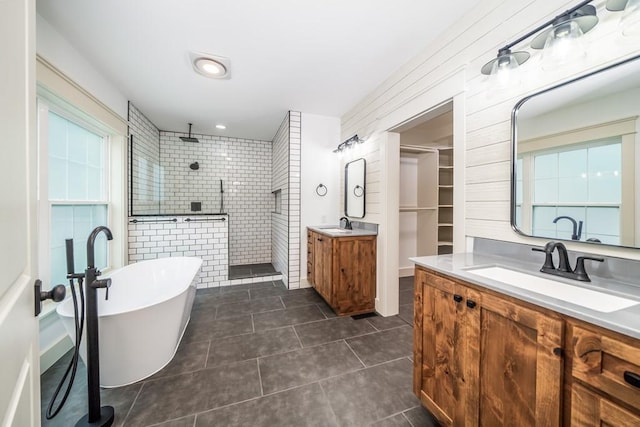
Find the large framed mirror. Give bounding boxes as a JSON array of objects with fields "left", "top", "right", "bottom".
[
  {"left": 345, "top": 158, "right": 366, "bottom": 218},
  {"left": 511, "top": 54, "right": 640, "bottom": 248}
]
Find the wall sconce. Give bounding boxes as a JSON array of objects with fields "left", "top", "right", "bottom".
[
  {"left": 333, "top": 134, "right": 365, "bottom": 154},
  {"left": 481, "top": 0, "right": 637, "bottom": 79}
]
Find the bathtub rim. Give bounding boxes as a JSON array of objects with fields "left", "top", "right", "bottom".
[{"left": 56, "top": 256, "right": 202, "bottom": 319}]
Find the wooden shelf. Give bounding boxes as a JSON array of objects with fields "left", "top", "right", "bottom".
[
  {"left": 438, "top": 241, "right": 453, "bottom": 246},
  {"left": 400, "top": 206, "right": 437, "bottom": 212},
  {"left": 438, "top": 204, "right": 453, "bottom": 208},
  {"left": 439, "top": 185, "right": 453, "bottom": 188},
  {"left": 400, "top": 145, "right": 437, "bottom": 154},
  {"left": 438, "top": 223, "right": 453, "bottom": 227}
]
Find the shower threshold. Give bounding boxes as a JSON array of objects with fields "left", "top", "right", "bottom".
[{"left": 229, "top": 263, "right": 279, "bottom": 280}]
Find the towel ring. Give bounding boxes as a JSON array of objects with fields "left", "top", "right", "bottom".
[
  {"left": 316, "top": 183, "right": 327, "bottom": 197},
  {"left": 353, "top": 185, "right": 364, "bottom": 198}
]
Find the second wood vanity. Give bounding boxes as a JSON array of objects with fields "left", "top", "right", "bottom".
[
  {"left": 412, "top": 259, "right": 640, "bottom": 426},
  {"left": 307, "top": 227, "right": 376, "bottom": 316}
]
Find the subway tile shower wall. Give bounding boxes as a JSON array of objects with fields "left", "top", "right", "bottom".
[
  {"left": 158, "top": 131, "right": 272, "bottom": 266},
  {"left": 271, "top": 113, "right": 290, "bottom": 287},
  {"left": 128, "top": 102, "right": 272, "bottom": 267},
  {"left": 288, "top": 112, "right": 301, "bottom": 289},
  {"left": 127, "top": 216, "right": 229, "bottom": 288}
]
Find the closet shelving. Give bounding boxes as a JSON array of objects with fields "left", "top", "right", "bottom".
[
  {"left": 437, "top": 147, "right": 454, "bottom": 255},
  {"left": 399, "top": 143, "right": 453, "bottom": 257}
]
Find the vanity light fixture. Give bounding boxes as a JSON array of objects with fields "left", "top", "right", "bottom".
[
  {"left": 215, "top": 124, "right": 226, "bottom": 130},
  {"left": 333, "top": 134, "right": 365, "bottom": 154},
  {"left": 481, "top": 0, "right": 598, "bottom": 77}
]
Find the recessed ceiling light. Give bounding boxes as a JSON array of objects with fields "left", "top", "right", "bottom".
[
  {"left": 194, "top": 58, "right": 226, "bottom": 77},
  {"left": 216, "top": 124, "right": 226, "bottom": 130},
  {"left": 189, "top": 51, "right": 231, "bottom": 79}
]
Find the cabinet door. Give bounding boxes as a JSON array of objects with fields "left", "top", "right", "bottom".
[
  {"left": 415, "top": 269, "right": 476, "bottom": 426},
  {"left": 414, "top": 267, "right": 564, "bottom": 427},
  {"left": 476, "top": 290, "right": 564, "bottom": 427},
  {"left": 332, "top": 236, "right": 376, "bottom": 315},
  {"left": 313, "top": 234, "right": 332, "bottom": 303},
  {"left": 571, "top": 383, "right": 640, "bottom": 427}
]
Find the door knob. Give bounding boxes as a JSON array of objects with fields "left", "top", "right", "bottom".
[{"left": 34, "top": 279, "right": 66, "bottom": 316}]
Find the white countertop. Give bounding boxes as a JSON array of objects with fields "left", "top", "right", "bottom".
[
  {"left": 411, "top": 253, "right": 640, "bottom": 339},
  {"left": 308, "top": 225, "right": 378, "bottom": 237}
]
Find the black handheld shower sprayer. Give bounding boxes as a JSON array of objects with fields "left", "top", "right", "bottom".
[{"left": 45, "top": 239, "right": 85, "bottom": 421}]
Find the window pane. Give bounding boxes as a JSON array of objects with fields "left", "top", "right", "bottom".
[
  {"left": 48, "top": 111, "right": 105, "bottom": 201},
  {"left": 532, "top": 206, "right": 558, "bottom": 238},
  {"left": 50, "top": 204, "right": 108, "bottom": 286},
  {"left": 534, "top": 178, "right": 558, "bottom": 203},
  {"left": 588, "top": 144, "right": 621, "bottom": 203},
  {"left": 586, "top": 207, "right": 619, "bottom": 240}
]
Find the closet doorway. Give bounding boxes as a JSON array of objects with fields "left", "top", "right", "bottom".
[{"left": 393, "top": 101, "right": 454, "bottom": 278}]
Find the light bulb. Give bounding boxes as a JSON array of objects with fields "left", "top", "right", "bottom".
[
  {"left": 621, "top": 0, "right": 640, "bottom": 37},
  {"left": 488, "top": 52, "right": 521, "bottom": 89},
  {"left": 541, "top": 20, "right": 586, "bottom": 70}
]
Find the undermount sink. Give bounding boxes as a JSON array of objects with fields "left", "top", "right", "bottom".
[
  {"left": 466, "top": 266, "right": 639, "bottom": 313},
  {"left": 319, "top": 228, "right": 351, "bottom": 233}
]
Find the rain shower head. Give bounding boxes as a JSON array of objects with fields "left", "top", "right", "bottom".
[{"left": 180, "top": 123, "right": 199, "bottom": 143}]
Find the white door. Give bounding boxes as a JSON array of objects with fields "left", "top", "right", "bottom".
[{"left": 0, "top": 0, "right": 40, "bottom": 425}]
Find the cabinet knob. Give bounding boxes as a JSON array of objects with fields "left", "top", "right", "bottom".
[
  {"left": 466, "top": 299, "right": 476, "bottom": 309},
  {"left": 553, "top": 347, "right": 563, "bottom": 357},
  {"left": 453, "top": 294, "right": 463, "bottom": 303},
  {"left": 624, "top": 371, "right": 640, "bottom": 388},
  {"left": 317, "top": 238, "right": 323, "bottom": 241}
]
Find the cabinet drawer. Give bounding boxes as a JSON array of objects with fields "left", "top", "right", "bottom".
[
  {"left": 571, "top": 324, "right": 640, "bottom": 410},
  {"left": 571, "top": 383, "right": 640, "bottom": 426}
]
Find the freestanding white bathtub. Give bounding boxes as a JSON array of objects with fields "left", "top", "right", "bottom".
[{"left": 57, "top": 256, "right": 202, "bottom": 388}]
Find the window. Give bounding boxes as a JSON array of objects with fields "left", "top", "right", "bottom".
[
  {"left": 39, "top": 106, "right": 110, "bottom": 286},
  {"left": 521, "top": 137, "right": 622, "bottom": 245}
]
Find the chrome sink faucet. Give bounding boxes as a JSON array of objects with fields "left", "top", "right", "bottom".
[{"left": 532, "top": 241, "right": 604, "bottom": 282}]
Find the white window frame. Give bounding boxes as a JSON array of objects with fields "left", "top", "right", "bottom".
[{"left": 37, "top": 99, "right": 113, "bottom": 287}]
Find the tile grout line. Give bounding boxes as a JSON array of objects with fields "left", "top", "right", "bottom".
[
  {"left": 255, "top": 358, "right": 264, "bottom": 396},
  {"left": 318, "top": 381, "right": 341, "bottom": 426},
  {"left": 204, "top": 340, "right": 212, "bottom": 369},
  {"left": 120, "top": 380, "right": 145, "bottom": 426},
  {"left": 291, "top": 323, "right": 304, "bottom": 348},
  {"left": 342, "top": 339, "right": 367, "bottom": 368}
]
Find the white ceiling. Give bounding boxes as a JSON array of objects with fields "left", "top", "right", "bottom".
[{"left": 36, "top": 0, "right": 480, "bottom": 141}]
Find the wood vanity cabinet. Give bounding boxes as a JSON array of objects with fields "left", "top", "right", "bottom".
[
  {"left": 567, "top": 322, "right": 640, "bottom": 426},
  {"left": 307, "top": 229, "right": 376, "bottom": 316},
  {"left": 413, "top": 266, "right": 564, "bottom": 426}
]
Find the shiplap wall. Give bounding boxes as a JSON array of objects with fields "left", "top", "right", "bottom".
[{"left": 341, "top": 0, "right": 640, "bottom": 261}]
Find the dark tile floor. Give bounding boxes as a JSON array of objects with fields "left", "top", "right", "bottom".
[
  {"left": 41, "top": 277, "right": 438, "bottom": 426},
  {"left": 228, "top": 263, "right": 278, "bottom": 280}
]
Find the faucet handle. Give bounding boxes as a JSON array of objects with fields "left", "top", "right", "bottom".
[
  {"left": 91, "top": 278, "right": 112, "bottom": 300},
  {"left": 532, "top": 247, "right": 555, "bottom": 271},
  {"left": 573, "top": 256, "right": 604, "bottom": 282}
]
